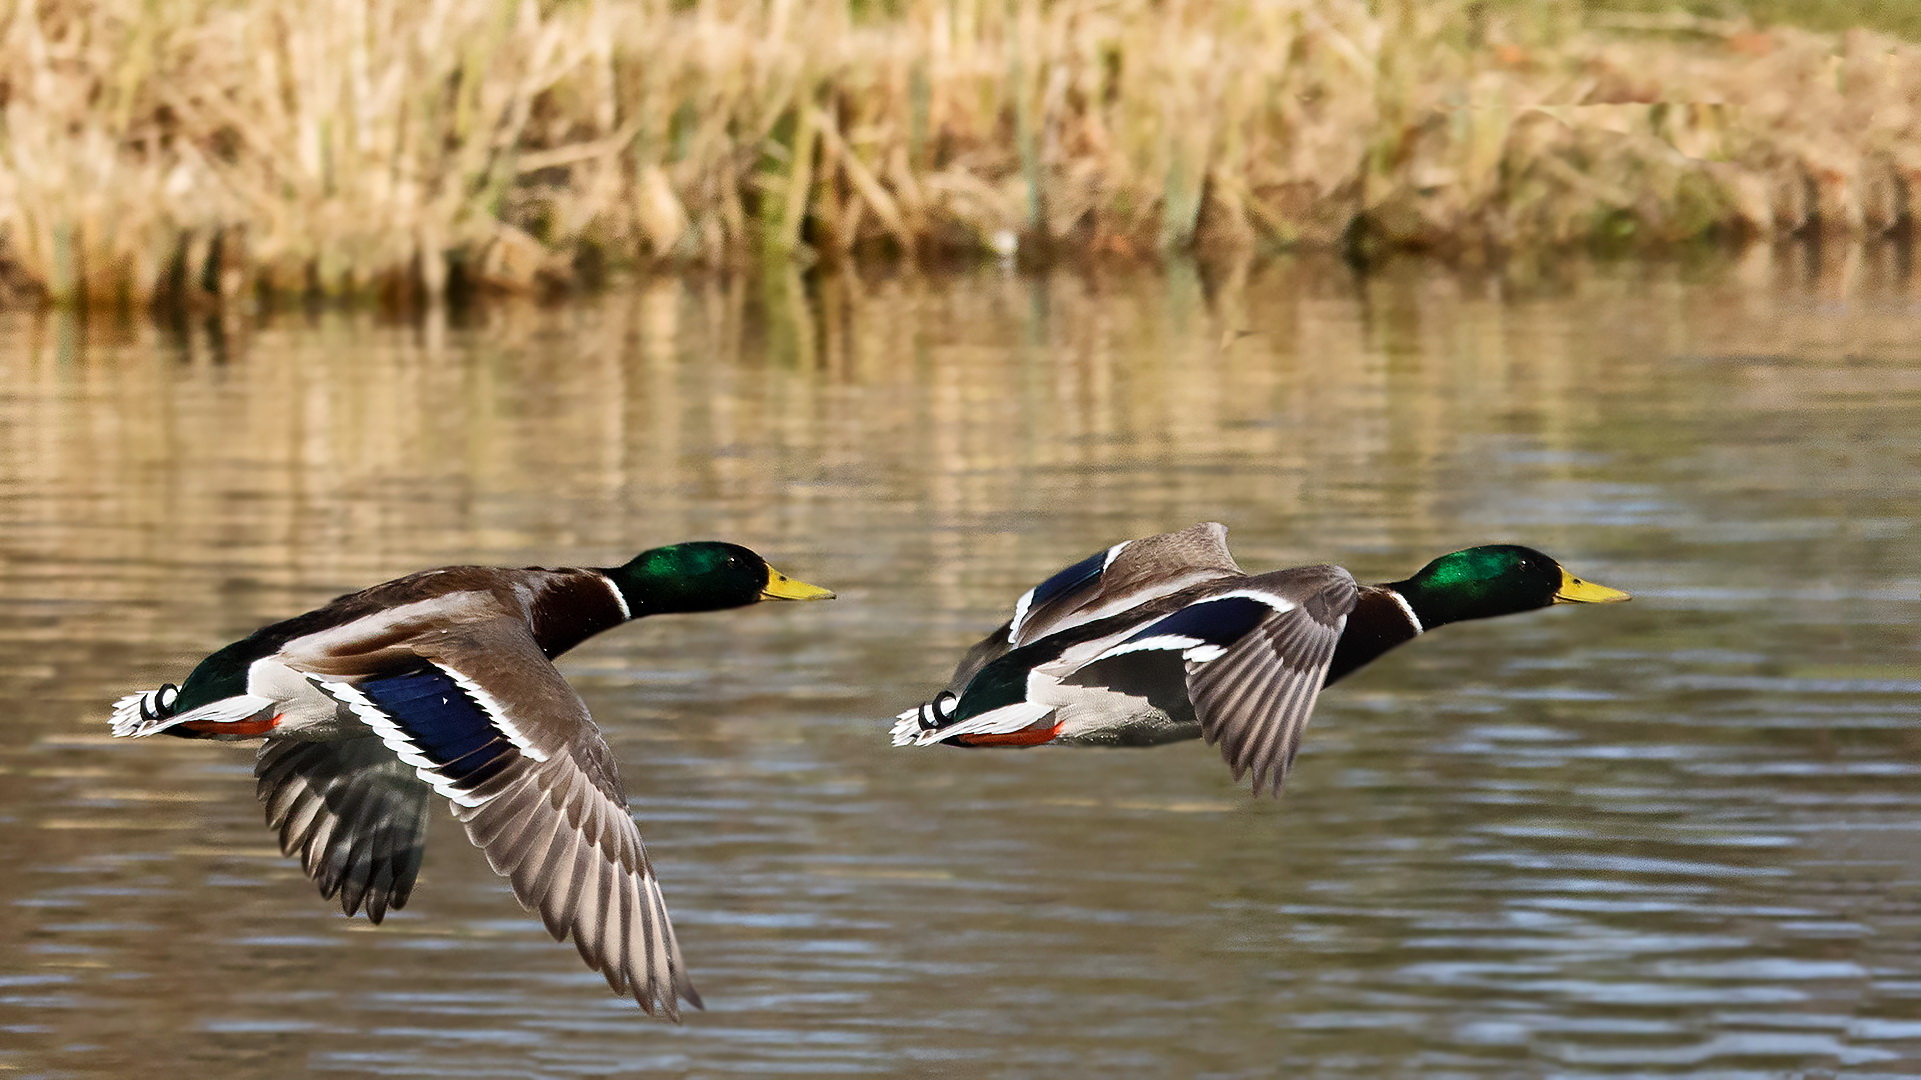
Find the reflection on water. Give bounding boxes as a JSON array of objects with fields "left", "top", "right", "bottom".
[{"left": 3, "top": 247, "right": 1921, "bottom": 1077}]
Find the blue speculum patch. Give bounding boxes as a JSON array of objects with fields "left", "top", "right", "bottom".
[
  {"left": 1026, "top": 549, "right": 1109, "bottom": 614},
  {"left": 1123, "top": 596, "right": 1271, "bottom": 649},
  {"left": 357, "top": 666, "right": 512, "bottom": 784}
]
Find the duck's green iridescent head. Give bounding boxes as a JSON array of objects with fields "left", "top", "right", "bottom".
[
  {"left": 1393, "top": 544, "right": 1629, "bottom": 628},
  {"left": 606, "top": 542, "right": 835, "bottom": 615}
]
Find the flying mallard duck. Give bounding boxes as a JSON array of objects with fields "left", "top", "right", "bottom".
[
  {"left": 110, "top": 542, "right": 834, "bottom": 1020},
  {"left": 892, "top": 523, "right": 1627, "bottom": 794}
]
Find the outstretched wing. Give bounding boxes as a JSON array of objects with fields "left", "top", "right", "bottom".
[
  {"left": 310, "top": 619, "right": 700, "bottom": 1020},
  {"left": 255, "top": 735, "right": 432, "bottom": 924},
  {"left": 1184, "top": 567, "right": 1357, "bottom": 796},
  {"left": 1060, "top": 565, "right": 1357, "bottom": 795},
  {"left": 950, "top": 523, "right": 1244, "bottom": 688}
]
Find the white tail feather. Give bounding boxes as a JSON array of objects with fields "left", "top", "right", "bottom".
[
  {"left": 890, "top": 700, "right": 1055, "bottom": 746},
  {"left": 889, "top": 708, "right": 926, "bottom": 746},
  {"left": 890, "top": 691, "right": 963, "bottom": 746},
  {"left": 109, "top": 688, "right": 274, "bottom": 738},
  {"left": 110, "top": 690, "right": 169, "bottom": 737}
]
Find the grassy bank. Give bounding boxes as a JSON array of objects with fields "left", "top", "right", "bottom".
[{"left": 2, "top": 0, "right": 1919, "bottom": 306}]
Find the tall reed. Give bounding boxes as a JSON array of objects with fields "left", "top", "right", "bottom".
[{"left": 1, "top": 0, "right": 1919, "bottom": 305}]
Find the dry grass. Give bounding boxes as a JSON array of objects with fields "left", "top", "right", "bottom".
[{"left": 2, "top": 0, "right": 1920, "bottom": 305}]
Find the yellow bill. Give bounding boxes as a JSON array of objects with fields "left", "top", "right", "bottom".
[
  {"left": 1553, "top": 567, "right": 1631, "bottom": 604},
  {"left": 761, "top": 566, "right": 836, "bottom": 601}
]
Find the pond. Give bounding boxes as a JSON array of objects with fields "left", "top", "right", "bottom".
[{"left": 3, "top": 249, "right": 1920, "bottom": 1077}]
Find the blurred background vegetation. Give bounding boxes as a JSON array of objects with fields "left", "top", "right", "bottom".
[
  {"left": 1575, "top": 0, "right": 1921, "bottom": 37},
  {"left": 0, "top": 0, "right": 1915, "bottom": 307}
]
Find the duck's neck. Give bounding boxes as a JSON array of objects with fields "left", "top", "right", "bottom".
[
  {"left": 1325, "top": 583, "right": 1430, "bottom": 686},
  {"left": 529, "top": 571, "right": 638, "bottom": 658}
]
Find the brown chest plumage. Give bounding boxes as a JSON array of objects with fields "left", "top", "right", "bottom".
[
  {"left": 527, "top": 572, "right": 630, "bottom": 658},
  {"left": 1324, "top": 586, "right": 1423, "bottom": 686}
]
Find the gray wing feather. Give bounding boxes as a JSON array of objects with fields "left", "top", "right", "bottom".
[
  {"left": 1012, "top": 522, "right": 1243, "bottom": 648},
  {"left": 1186, "top": 566, "right": 1359, "bottom": 796},
  {"left": 951, "top": 523, "right": 1244, "bottom": 690},
  {"left": 414, "top": 620, "right": 701, "bottom": 1019},
  {"left": 446, "top": 745, "right": 699, "bottom": 1017},
  {"left": 255, "top": 736, "right": 432, "bottom": 924}
]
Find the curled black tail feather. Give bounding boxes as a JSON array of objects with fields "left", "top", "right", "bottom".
[
  {"left": 109, "top": 683, "right": 180, "bottom": 737},
  {"left": 890, "top": 691, "right": 959, "bottom": 745}
]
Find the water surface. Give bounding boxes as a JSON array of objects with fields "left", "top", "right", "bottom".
[{"left": 3, "top": 250, "right": 1921, "bottom": 1077}]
